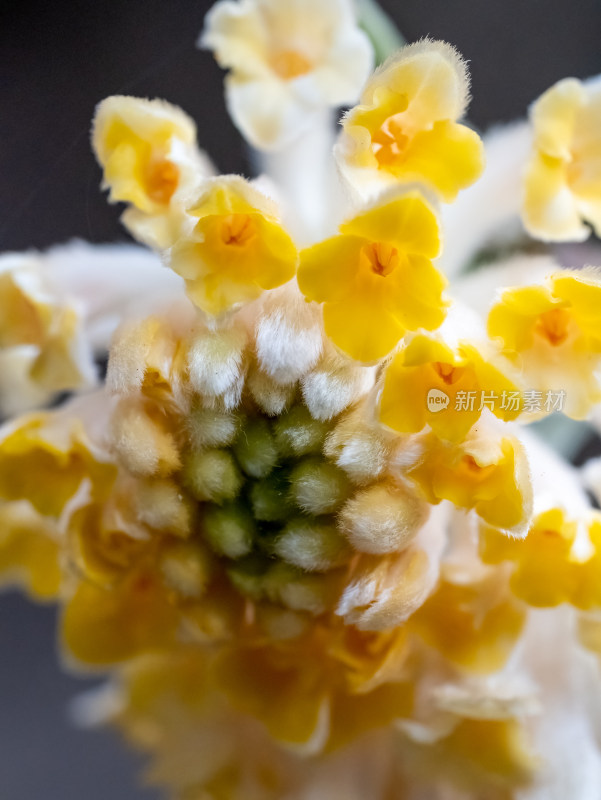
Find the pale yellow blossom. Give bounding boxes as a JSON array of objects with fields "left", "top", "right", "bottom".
[
  {"left": 523, "top": 77, "right": 601, "bottom": 241},
  {"left": 336, "top": 39, "right": 485, "bottom": 200},
  {"left": 93, "top": 96, "right": 213, "bottom": 248},
  {"left": 201, "top": 0, "right": 374, "bottom": 150}
]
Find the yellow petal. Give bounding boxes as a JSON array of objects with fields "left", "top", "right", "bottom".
[
  {"left": 298, "top": 236, "right": 365, "bottom": 303},
  {"left": 340, "top": 192, "right": 441, "bottom": 259},
  {"left": 531, "top": 78, "right": 584, "bottom": 159},
  {"left": 0, "top": 502, "right": 61, "bottom": 601},
  {"left": 0, "top": 415, "right": 116, "bottom": 517},
  {"left": 400, "top": 120, "right": 485, "bottom": 202},
  {"left": 523, "top": 151, "right": 589, "bottom": 241},
  {"left": 61, "top": 569, "right": 179, "bottom": 666},
  {"left": 385, "top": 254, "right": 448, "bottom": 331},
  {"left": 323, "top": 296, "right": 405, "bottom": 362}
]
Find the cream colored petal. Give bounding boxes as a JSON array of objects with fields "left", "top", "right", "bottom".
[
  {"left": 363, "top": 39, "right": 470, "bottom": 128},
  {"left": 200, "top": 0, "right": 271, "bottom": 78},
  {"left": 531, "top": 77, "right": 584, "bottom": 159},
  {"left": 523, "top": 152, "right": 590, "bottom": 242},
  {"left": 293, "top": 28, "right": 373, "bottom": 107},
  {"left": 225, "top": 75, "right": 317, "bottom": 150}
]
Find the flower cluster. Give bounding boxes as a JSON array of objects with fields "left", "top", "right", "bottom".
[{"left": 4, "top": 1, "right": 601, "bottom": 798}]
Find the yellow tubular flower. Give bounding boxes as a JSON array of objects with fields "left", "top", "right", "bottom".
[
  {"left": 567, "top": 513, "right": 601, "bottom": 610},
  {"left": 0, "top": 254, "right": 96, "bottom": 416},
  {"left": 201, "top": 0, "right": 374, "bottom": 150},
  {"left": 408, "top": 427, "right": 532, "bottom": 537},
  {"left": 0, "top": 413, "right": 116, "bottom": 517},
  {"left": 297, "top": 191, "right": 446, "bottom": 362},
  {"left": 410, "top": 575, "right": 526, "bottom": 672},
  {"left": 488, "top": 269, "right": 601, "bottom": 419},
  {"left": 93, "top": 96, "right": 212, "bottom": 248},
  {"left": 61, "top": 566, "right": 181, "bottom": 666},
  {"left": 523, "top": 77, "right": 601, "bottom": 241},
  {"left": 335, "top": 39, "right": 485, "bottom": 200},
  {"left": 402, "top": 716, "right": 537, "bottom": 796},
  {"left": 480, "top": 508, "right": 580, "bottom": 608},
  {"left": 168, "top": 177, "right": 298, "bottom": 316},
  {"left": 380, "top": 333, "right": 522, "bottom": 441}
]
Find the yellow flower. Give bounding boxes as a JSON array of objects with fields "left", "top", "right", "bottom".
[
  {"left": 201, "top": 0, "right": 374, "bottom": 150},
  {"left": 61, "top": 565, "right": 181, "bottom": 666},
  {"left": 488, "top": 269, "right": 601, "bottom": 418},
  {"left": 480, "top": 508, "right": 580, "bottom": 608},
  {"left": 213, "top": 619, "right": 413, "bottom": 749},
  {"left": 297, "top": 190, "right": 446, "bottom": 362},
  {"left": 403, "top": 716, "right": 537, "bottom": 795},
  {"left": 523, "top": 77, "right": 601, "bottom": 241},
  {"left": 92, "top": 96, "right": 212, "bottom": 248},
  {"left": 565, "top": 512, "right": 601, "bottom": 610},
  {"left": 335, "top": 39, "right": 485, "bottom": 200},
  {"left": 168, "top": 177, "right": 298, "bottom": 315},
  {"left": 408, "top": 426, "right": 532, "bottom": 536},
  {"left": 0, "top": 502, "right": 61, "bottom": 601},
  {"left": 380, "top": 332, "right": 522, "bottom": 441},
  {"left": 410, "top": 575, "right": 526, "bottom": 672},
  {"left": 0, "top": 412, "right": 116, "bottom": 517},
  {"left": 0, "top": 254, "right": 96, "bottom": 415}
]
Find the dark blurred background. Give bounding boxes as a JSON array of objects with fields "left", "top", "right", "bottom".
[{"left": 1, "top": 1, "right": 601, "bottom": 798}]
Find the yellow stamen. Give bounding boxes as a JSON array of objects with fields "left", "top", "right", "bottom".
[
  {"left": 372, "top": 115, "right": 410, "bottom": 168},
  {"left": 460, "top": 455, "right": 496, "bottom": 482},
  {"left": 535, "top": 307, "right": 571, "bottom": 346},
  {"left": 220, "top": 214, "right": 256, "bottom": 247},
  {"left": 361, "top": 241, "right": 400, "bottom": 277},
  {"left": 144, "top": 158, "right": 180, "bottom": 205},
  {"left": 432, "top": 361, "right": 463, "bottom": 385}
]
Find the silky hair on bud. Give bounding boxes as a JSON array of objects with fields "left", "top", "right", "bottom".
[
  {"left": 110, "top": 398, "right": 181, "bottom": 477},
  {"left": 339, "top": 480, "right": 430, "bottom": 554},
  {"left": 255, "top": 286, "right": 323, "bottom": 385},
  {"left": 325, "top": 407, "right": 395, "bottom": 483},
  {"left": 301, "top": 348, "right": 377, "bottom": 421},
  {"left": 187, "top": 325, "right": 247, "bottom": 407},
  {"left": 337, "top": 548, "right": 432, "bottom": 630}
]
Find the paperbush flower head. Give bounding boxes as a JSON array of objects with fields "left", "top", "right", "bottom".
[
  {"left": 201, "top": 0, "right": 374, "bottom": 150},
  {"left": 523, "top": 77, "right": 601, "bottom": 242},
  {"left": 7, "top": 5, "right": 601, "bottom": 799},
  {"left": 336, "top": 39, "right": 485, "bottom": 200}
]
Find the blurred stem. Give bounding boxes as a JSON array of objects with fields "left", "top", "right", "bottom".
[
  {"left": 356, "top": 0, "right": 406, "bottom": 64},
  {"left": 251, "top": 110, "right": 340, "bottom": 247}
]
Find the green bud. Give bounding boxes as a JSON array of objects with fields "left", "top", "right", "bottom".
[
  {"left": 233, "top": 417, "right": 279, "bottom": 478},
  {"left": 187, "top": 406, "right": 242, "bottom": 448},
  {"left": 274, "top": 517, "right": 351, "bottom": 572},
  {"left": 203, "top": 502, "right": 256, "bottom": 559},
  {"left": 227, "top": 554, "right": 269, "bottom": 600},
  {"left": 273, "top": 405, "right": 330, "bottom": 458},
  {"left": 289, "top": 457, "right": 351, "bottom": 515},
  {"left": 249, "top": 470, "right": 293, "bottom": 522},
  {"left": 183, "top": 448, "right": 242, "bottom": 503}
]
